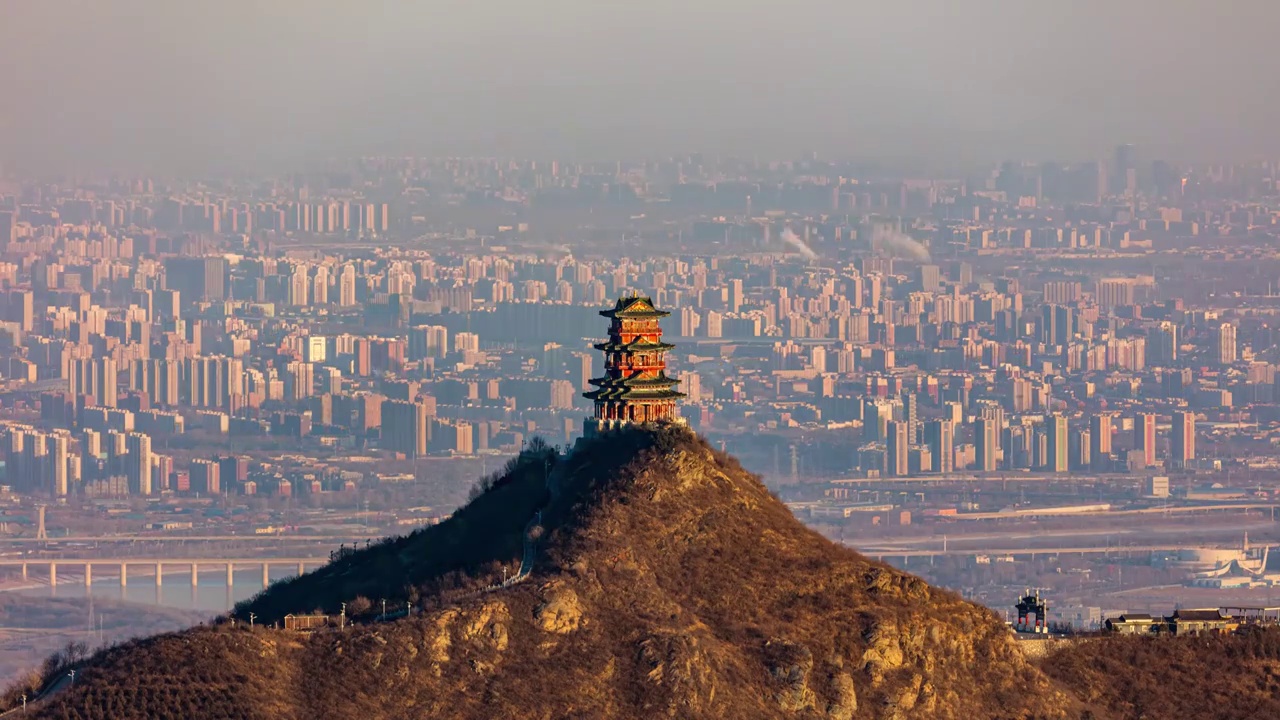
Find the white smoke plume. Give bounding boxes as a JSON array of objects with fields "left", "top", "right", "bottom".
[
  {"left": 781, "top": 228, "right": 818, "bottom": 260},
  {"left": 869, "top": 227, "right": 931, "bottom": 261}
]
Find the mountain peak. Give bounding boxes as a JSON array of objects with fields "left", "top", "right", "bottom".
[{"left": 22, "top": 426, "right": 1079, "bottom": 719}]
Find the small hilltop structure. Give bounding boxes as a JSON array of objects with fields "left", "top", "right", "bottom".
[
  {"left": 1014, "top": 590, "right": 1050, "bottom": 634},
  {"left": 582, "top": 294, "right": 685, "bottom": 437}
]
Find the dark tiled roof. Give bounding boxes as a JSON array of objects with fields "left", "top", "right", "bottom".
[
  {"left": 593, "top": 338, "right": 676, "bottom": 352},
  {"left": 584, "top": 386, "right": 686, "bottom": 401},
  {"left": 600, "top": 296, "right": 669, "bottom": 319},
  {"left": 1172, "top": 609, "right": 1227, "bottom": 622}
]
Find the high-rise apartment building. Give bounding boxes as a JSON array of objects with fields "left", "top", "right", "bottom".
[
  {"left": 1072, "top": 427, "right": 1091, "bottom": 470},
  {"left": 381, "top": 399, "right": 429, "bottom": 458},
  {"left": 431, "top": 420, "right": 474, "bottom": 456},
  {"left": 163, "top": 256, "right": 227, "bottom": 303},
  {"left": 155, "top": 289, "right": 180, "bottom": 320},
  {"left": 1096, "top": 279, "right": 1137, "bottom": 308},
  {"left": 47, "top": 434, "right": 69, "bottom": 496},
  {"left": 132, "top": 358, "right": 181, "bottom": 407},
  {"left": 925, "top": 420, "right": 954, "bottom": 474},
  {"left": 190, "top": 458, "right": 221, "bottom": 495},
  {"left": 304, "top": 336, "right": 327, "bottom": 364},
  {"left": 289, "top": 266, "right": 310, "bottom": 306},
  {"left": 974, "top": 418, "right": 998, "bottom": 472},
  {"left": 1114, "top": 143, "right": 1138, "bottom": 199},
  {"left": 0, "top": 211, "right": 14, "bottom": 246},
  {"left": 338, "top": 265, "right": 357, "bottom": 306},
  {"left": 125, "top": 432, "right": 153, "bottom": 496},
  {"left": 1134, "top": 413, "right": 1156, "bottom": 467},
  {"left": 312, "top": 265, "right": 329, "bottom": 305},
  {"left": 1089, "top": 414, "right": 1112, "bottom": 470},
  {"left": 1172, "top": 411, "right": 1195, "bottom": 467},
  {"left": 916, "top": 264, "right": 941, "bottom": 292},
  {"left": 2, "top": 288, "right": 33, "bottom": 331},
  {"left": 408, "top": 325, "right": 448, "bottom": 361},
  {"left": 1045, "top": 414, "right": 1069, "bottom": 472},
  {"left": 1149, "top": 322, "right": 1178, "bottom": 365},
  {"left": 1040, "top": 304, "right": 1075, "bottom": 346},
  {"left": 82, "top": 429, "right": 101, "bottom": 460},
  {"left": 1216, "top": 322, "right": 1237, "bottom": 365},
  {"left": 68, "top": 357, "right": 117, "bottom": 408},
  {"left": 1010, "top": 377, "right": 1034, "bottom": 412},
  {"left": 454, "top": 332, "right": 480, "bottom": 354},
  {"left": 285, "top": 362, "right": 315, "bottom": 401},
  {"left": 886, "top": 420, "right": 910, "bottom": 477},
  {"left": 183, "top": 356, "right": 244, "bottom": 409}
]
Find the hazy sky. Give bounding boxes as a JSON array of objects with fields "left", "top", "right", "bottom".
[{"left": 2, "top": 0, "right": 1278, "bottom": 174}]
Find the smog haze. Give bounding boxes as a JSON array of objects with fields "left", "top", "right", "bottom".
[{"left": 1, "top": 0, "right": 1277, "bottom": 173}]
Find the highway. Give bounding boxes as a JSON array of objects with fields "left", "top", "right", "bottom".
[
  {"left": 0, "top": 557, "right": 329, "bottom": 568},
  {"left": 951, "top": 503, "right": 1279, "bottom": 520},
  {"left": 0, "top": 379, "right": 65, "bottom": 394},
  {"left": 828, "top": 473, "right": 1129, "bottom": 485},
  {"left": 1, "top": 557, "right": 331, "bottom": 589},
  {"left": 853, "top": 519, "right": 1279, "bottom": 549},
  {"left": 0, "top": 533, "right": 381, "bottom": 544},
  {"left": 858, "top": 543, "right": 1227, "bottom": 561}
]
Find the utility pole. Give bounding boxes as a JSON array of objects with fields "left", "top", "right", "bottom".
[
  {"left": 340, "top": 602, "right": 346, "bottom": 630},
  {"left": 381, "top": 599, "right": 386, "bottom": 620}
]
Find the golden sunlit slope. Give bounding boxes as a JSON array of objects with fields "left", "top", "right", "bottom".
[{"left": 31, "top": 426, "right": 1084, "bottom": 720}]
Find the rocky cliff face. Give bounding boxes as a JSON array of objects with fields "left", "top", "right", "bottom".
[{"left": 27, "top": 426, "right": 1086, "bottom": 720}]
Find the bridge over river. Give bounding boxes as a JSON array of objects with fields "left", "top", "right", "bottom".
[{"left": 2, "top": 557, "right": 330, "bottom": 588}]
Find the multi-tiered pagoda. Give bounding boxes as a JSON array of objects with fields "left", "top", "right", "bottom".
[{"left": 583, "top": 295, "right": 685, "bottom": 435}]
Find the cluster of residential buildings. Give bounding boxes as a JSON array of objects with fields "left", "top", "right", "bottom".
[{"left": 0, "top": 150, "right": 1277, "bottom": 506}]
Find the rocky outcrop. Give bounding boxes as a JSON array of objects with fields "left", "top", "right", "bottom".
[
  {"left": 461, "top": 600, "right": 509, "bottom": 651},
  {"left": 881, "top": 673, "right": 924, "bottom": 720},
  {"left": 638, "top": 631, "right": 718, "bottom": 716},
  {"left": 765, "top": 638, "right": 817, "bottom": 713},
  {"left": 423, "top": 609, "right": 458, "bottom": 673},
  {"left": 824, "top": 665, "right": 858, "bottom": 720},
  {"left": 533, "top": 581, "right": 584, "bottom": 634},
  {"left": 861, "top": 621, "right": 908, "bottom": 687}
]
